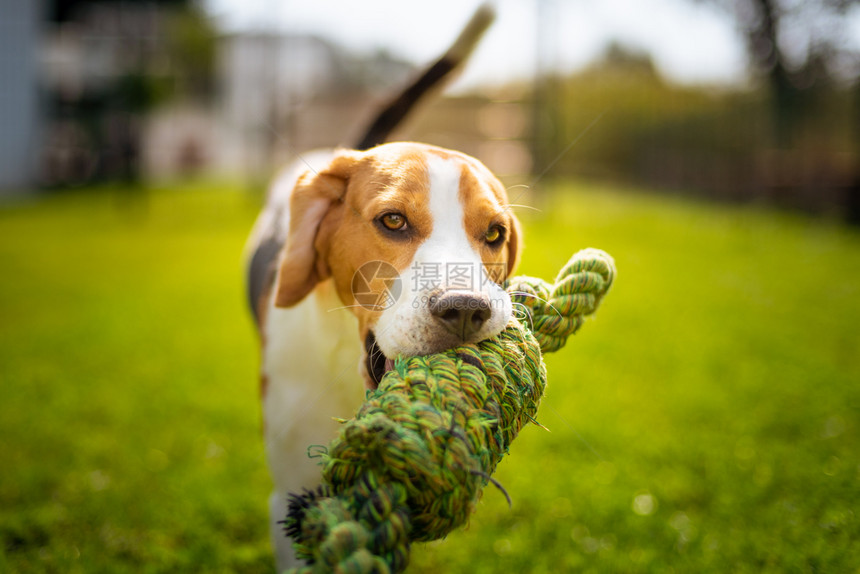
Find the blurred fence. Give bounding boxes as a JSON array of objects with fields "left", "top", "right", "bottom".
[{"left": 543, "top": 59, "right": 858, "bottom": 217}]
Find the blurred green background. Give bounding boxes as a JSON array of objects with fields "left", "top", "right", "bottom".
[
  {"left": 2, "top": 0, "right": 860, "bottom": 572},
  {"left": 1, "top": 180, "right": 858, "bottom": 572}
]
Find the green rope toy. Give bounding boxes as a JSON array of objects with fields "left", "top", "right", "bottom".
[{"left": 283, "top": 248, "right": 616, "bottom": 574}]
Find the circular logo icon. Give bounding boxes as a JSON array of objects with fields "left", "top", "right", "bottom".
[{"left": 352, "top": 261, "right": 402, "bottom": 310}]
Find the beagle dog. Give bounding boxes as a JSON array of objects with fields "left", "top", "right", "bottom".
[{"left": 243, "top": 6, "right": 519, "bottom": 570}]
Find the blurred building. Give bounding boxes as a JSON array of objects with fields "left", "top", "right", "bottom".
[
  {"left": 212, "top": 32, "right": 415, "bottom": 181},
  {"left": 1, "top": 0, "right": 529, "bottom": 193},
  {"left": 211, "top": 33, "right": 530, "bottom": 182}
]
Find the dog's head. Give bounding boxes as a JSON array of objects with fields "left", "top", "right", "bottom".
[{"left": 273, "top": 142, "right": 522, "bottom": 389}]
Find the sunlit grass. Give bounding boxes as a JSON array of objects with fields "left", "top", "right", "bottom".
[
  {"left": 0, "top": 183, "right": 269, "bottom": 573},
  {"left": 1, "top": 180, "right": 858, "bottom": 572}
]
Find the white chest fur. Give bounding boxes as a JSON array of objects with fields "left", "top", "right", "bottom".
[{"left": 261, "top": 281, "right": 365, "bottom": 493}]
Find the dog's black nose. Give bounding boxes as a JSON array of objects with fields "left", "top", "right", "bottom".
[{"left": 429, "top": 290, "right": 492, "bottom": 341}]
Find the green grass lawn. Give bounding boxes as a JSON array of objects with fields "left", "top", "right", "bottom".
[{"left": 1, "top": 180, "right": 858, "bottom": 573}]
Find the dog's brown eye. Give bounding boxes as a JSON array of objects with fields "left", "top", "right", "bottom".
[
  {"left": 380, "top": 213, "right": 407, "bottom": 231},
  {"left": 485, "top": 225, "right": 504, "bottom": 244}
]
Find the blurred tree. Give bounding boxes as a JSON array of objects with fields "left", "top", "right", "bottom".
[
  {"left": 165, "top": 3, "right": 217, "bottom": 99},
  {"left": 697, "top": 0, "right": 859, "bottom": 146},
  {"left": 691, "top": 0, "right": 860, "bottom": 223}
]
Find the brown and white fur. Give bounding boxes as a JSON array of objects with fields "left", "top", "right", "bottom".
[{"left": 242, "top": 6, "right": 521, "bottom": 570}]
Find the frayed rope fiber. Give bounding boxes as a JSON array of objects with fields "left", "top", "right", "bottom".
[{"left": 283, "top": 248, "right": 616, "bottom": 574}]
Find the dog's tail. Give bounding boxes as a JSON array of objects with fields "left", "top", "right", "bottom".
[{"left": 355, "top": 3, "right": 495, "bottom": 151}]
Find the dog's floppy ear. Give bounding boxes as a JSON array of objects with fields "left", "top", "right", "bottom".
[
  {"left": 505, "top": 213, "right": 523, "bottom": 278},
  {"left": 274, "top": 151, "right": 360, "bottom": 308}
]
